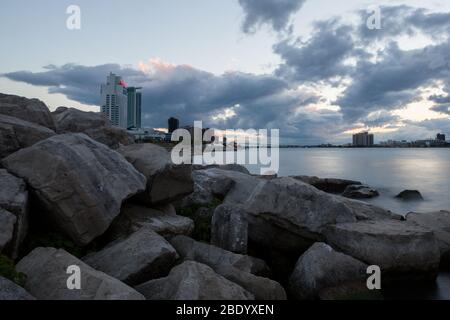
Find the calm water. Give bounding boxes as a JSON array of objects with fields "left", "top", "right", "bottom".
[
  {"left": 244, "top": 148, "right": 450, "bottom": 299},
  {"left": 245, "top": 148, "right": 450, "bottom": 215}
]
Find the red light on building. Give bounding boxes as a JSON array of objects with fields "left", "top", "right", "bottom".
[{"left": 118, "top": 79, "right": 127, "bottom": 87}]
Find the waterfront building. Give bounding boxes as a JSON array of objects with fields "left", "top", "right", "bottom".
[
  {"left": 168, "top": 117, "right": 180, "bottom": 133},
  {"left": 127, "top": 87, "right": 142, "bottom": 129},
  {"left": 437, "top": 133, "right": 446, "bottom": 142},
  {"left": 100, "top": 73, "right": 128, "bottom": 128},
  {"left": 352, "top": 132, "right": 374, "bottom": 147}
]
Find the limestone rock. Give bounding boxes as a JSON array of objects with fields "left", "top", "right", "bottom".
[
  {"left": 289, "top": 243, "right": 369, "bottom": 300},
  {"left": 215, "top": 266, "right": 286, "bottom": 300},
  {"left": 135, "top": 261, "right": 254, "bottom": 300},
  {"left": 293, "top": 176, "right": 362, "bottom": 193},
  {"left": 0, "top": 93, "right": 56, "bottom": 130},
  {"left": 0, "top": 209, "right": 16, "bottom": 253},
  {"left": 407, "top": 211, "right": 450, "bottom": 266},
  {"left": 325, "top": 220, "right": 441, "bottom": 281},
  {"left": 396, "top": 190, "right": 423, "bottom": 201},
  {"left": 16, "top": 247, "right": 145, "bottom": 300},
  {"left": 0, "top": 277, "right": 35, "bottom": 300},
  {"left": 108, "top": 203, "right": 194, "bottom": 239},
  {"left": 343, "top": 185, "right": 379, "bottom": 199},
  {"left": 170, "top": 235, "right": 269, "bottom": 276},
  {"left": 211, "top": 204, "right": 248, "bottom": 254},
  {"left": 83, "top": 227, "right": 178, "bottom": 285},
  {"left": 2, "top": 133, "right": 146, "bottom": 245},
  {"left": 0, "top": 114, "right": 55, "bottom": 158},
  {"left": 53, "top": 107, "right": 134, "bottom": 149},
  {"left": 119, "top": 144, "right": 193, "bottom": 205},
  {"left": 244, "top": 177, "right": 397, "bottom": 253}
]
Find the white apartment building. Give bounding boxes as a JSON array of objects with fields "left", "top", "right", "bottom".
[{"left": 100, "top": 73, "right": 128, "bottom": 128}]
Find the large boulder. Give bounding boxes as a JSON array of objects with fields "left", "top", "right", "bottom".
[
  {"left": 182, "top": 168, "right": 263, "bottom": 207},
  {"left": 0, "top": 277, "right": 35, "bottom": 300},
  {"left": 211, "top": 204, "right": 248, "bottom": 254},
  {"left": 83, "top": 227, "right": 179, "bottom": 285},
  {"left": 244, "top": 177, "right": 397, "bottom": 253},
  {"left": 107, "top": 203, "right": 194, "bottom": 240},
  {"left": 293, "top": 176, "right": 362, "bottom": 193},
  {"left": 289, "top": 243, "right": 370, "bottom": 300},
  {"left": 0, "top": 208, "right": 16, "bottom": 253},
  {"left": 119, "top": 144, "right": 193, "bottom": 205},
  {"left": 343, "top": 185, "right": 379, "bottom": 199},
  {"left": 214, "top": 266, "right": 286, "bottom": 300},
  {"left": 2, "top": 133, "right": 146, "bottom": 245},
  {"left": 0, "top": 169, "right": 29, "bottom": 259},
  {"left": 325, "top": 220, "right": 441, "bottom": 281},
  {"left": 0, "top": 93, "right": 56, "bottom": 130},
  {"left": 407, "top": 211, "right": 450, "bottom": 266},
  {"left": 53, "top": 107, "right": 134, "bottom": 149},
  {"left": 135, "top": 261, "right": 254, "bottom": 300},
  {"left": 0, "top": 114, "right": 55, "bottom": 158},
  {"left": 16, "top": 247, "right": 145, "bottom": 300},
  {"left": 182, "top": 169, "right": 235, "bottom": 206},
  {"left": 170, "top": 235, "right": 269, "bottom": 276}
]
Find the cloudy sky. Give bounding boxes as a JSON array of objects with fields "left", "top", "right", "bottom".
[{"left": 1, "top": 0, "right": 450, "bottom": 144}]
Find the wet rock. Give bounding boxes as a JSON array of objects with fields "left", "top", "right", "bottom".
[
  {"left": 396, "top": 190, "right": 423, "bottom": 201},
  {"left": 343, "top": 185, "right": 379, "bottom": 199},
  {"left": 407, "top": 210, "right": 450, "bottom": 266}
]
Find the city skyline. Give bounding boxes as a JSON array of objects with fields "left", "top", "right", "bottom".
[{"left": 2, "top": 0, "right": 450, "bottom": 144}]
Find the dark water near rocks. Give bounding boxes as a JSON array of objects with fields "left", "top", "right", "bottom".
[{"left": 244, "top": 148, "right": 450, "bottom": 300}]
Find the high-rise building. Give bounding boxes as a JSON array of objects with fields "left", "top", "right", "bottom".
[
  {"left": 168, "top": 117, "right": 180, "bottom": 133},
  {"left": 100, "top": 73, "right": 128, "bottom": 128},
  {"left": 437, "top": 133, "right": 446, "bottom": 142},
  {"left": 127, "top": 87, "right": 142, "bottom": 129},
  {"left": 353, "top": 132, "right": 374, "bottom": 147}
]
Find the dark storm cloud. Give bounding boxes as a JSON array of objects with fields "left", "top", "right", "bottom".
[
  {"left": 430, "top": 104, "right": 450, "bottom": 115},
  {"left": 336, "top": 41, "right": 450, "bottom": 121},
  {"left": 274, "top": 19, "right": 355, "bottom": 82},
  {"left": 2, "top": 63, "right": 319, "bottom": 139},
  {"left": 238, "top": 0, "right": 306, "bottom": 34},
  {"left": 4, "top": 64, "right": 144, "bottom": 106}
]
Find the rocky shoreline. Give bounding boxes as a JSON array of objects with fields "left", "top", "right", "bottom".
[{"left": 1, "top": 93, "right": 450, "bottom": 300}]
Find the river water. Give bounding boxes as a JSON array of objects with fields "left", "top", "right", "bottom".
[
  {"left": 244, "top": 148, "right": 450, "bottom": 215},
  {"left": 242, "top": 148, "right": 450, "bottom": 299}
]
